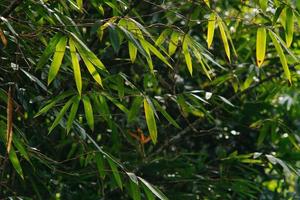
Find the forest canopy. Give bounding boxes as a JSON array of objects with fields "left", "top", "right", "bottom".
[{"left": 1, "top": 0, "right": 300, "bottom": 199}]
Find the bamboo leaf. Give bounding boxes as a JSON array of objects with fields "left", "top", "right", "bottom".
[
  {"left": 48, "top": 36, "right": 67, "bottom": 85},
  {"left": 155, "top": 29, "right": 171, "bottom": 46},
  {"left": 69, "top": 37, "right": 82, "bottom": 95},
  {"left": 9, "top": 147, "right": 24, "bottom": 179},
  {"left": 108, "top": 24, "right": 120, "bottom": 53},
  {"left": 128, "top": 96, "right": 143, "bottom": 123},
  {"left": 130, "top": 179, "right": 141, "bottom": 200},
  {"left": 269, "top": 30, "right": 291, "bottom": 83},
  {"left": 168, "top": 31, "right": 180, "bottom": 56},
  {"left": 66, "top": 95, "right": 80, "bottom": 133},
  {"left": 207, "top": 13, "right": 216, "bottom": 48},
  {"left": 95, "top": 153, "right": 106, "bottom": 179},
  {"left": 285, "top": 7, "right": 294, "bottom": 48},
  {"left": 152, "top": 99, "right": 181, "bottom": 129},
  {"left": 107, "top": 159, "right": 123, "bottom": 190},
  {"left": 217, "top": 18, "right": 230, "bottom": 61},
  {"left": 128, "top": 41, "right": 137, "bottom": 63},
  {"left": 256, "top": 27, "right": 267, "bottom": 67},
  {"left": 138, "top": 177, "right": 168, "bottom": 200},
  {"left": 144, "top": 98, "right": 157, "bottom": 144},
  {"left": 82, "top": 95, "right": 94, "bottom": 131},
  {"left": 259, "top": 0, "right": 268, "bottom": 11},
  {"left": 37, "top": 33, "right": 61, "bottom": 69},
  {"left": 49, "top": 97, "right": 73, "bottom": 133},
  {"left": 182, "top": 37, "right": 193, "bottom": 75}
]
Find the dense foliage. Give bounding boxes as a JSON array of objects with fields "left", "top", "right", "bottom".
[{"left": 1, "top": 0, "right": 300, "bottom": 199}]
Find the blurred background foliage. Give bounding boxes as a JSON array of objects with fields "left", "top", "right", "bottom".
[{"left": 1, "top": 0, "right": 300, "bottom": 199}]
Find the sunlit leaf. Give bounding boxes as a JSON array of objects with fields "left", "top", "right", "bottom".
[
  {"left": 69, "top": 37, "right": 82, "bottom": 95},
  {"left": 217, "top": 17, "right": 230, "bottom": 61},
  {"left": 269, "top": 30, "right": 291, "bottom": 83},
  {"left": 144, "top": 98, "right": 157, "bottom": 144},
  {"left": 256, "top": 27, "right": 267, "bottom": 67},
  {"left": 285, "top": 7, "right": 294, "bottom": 48},
  {"left": 82, "top": 95, "right": 94, "bottom": 131},
  {"left": 207, "top": 13, "right": 216, "bottom": 48},
  {"left": 48, "top": 36, "right": 67, "bottom": 85}
]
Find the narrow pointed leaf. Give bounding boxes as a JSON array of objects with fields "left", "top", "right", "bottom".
[
  {"left": 207, "top": 13, "right": 216, "bottom": 48},
  {"left": 107, "top": 159, "right": 123, "bottom": 190},
  {"left": 82, "top": 95, "right": 94, "bottom": 131},
  {"left": 128, "top": 96, "right": 143, "bottom": 122},
  {"left": 152, "top": 99, "right": 180, "bottom": 129},
  {"left": 9, "top": 147, "right": 24, "bottom": 179},
  {"left": 49, "top": 97, "right": 73, "bottom": 133},
  {"left": 217, "top": 18, "right": 230, "bottom": 61},
  {"left": 144, "top": 98, "right": 157, "bottom": 144},
  {"left": 37, "top": 33, "right": 61, "bottom": 69},
  {"left": 128, "top": 41, "right": 137, "bottom": 63},
  {"left": 155, "top": 29, "right": 171, "bottom": 46},
  {"left": 168, "top": 31, "right": 179, "bottom": 56},
  {"left": 285, "top": 7, "right": 294, "bottom": 48},
  {"left": 259, "top": 0, "right": 268, "bottom": 11},
  {"left": 269, "top": 31, "right": 291, "bottom": 83},
  {"left": 138, "top": 177, "right": 168, "bottom": 200},
  {"left": 69, "top": 37, "right": 82, "bottom": 95},
  {"left": 66, "top": 95, "right": 80, "bottom": 133},
  {"left": 95, "top": 153, "right": 106, "bottom": 179},
  {"left": 182, "top": 37, "right": 193, "bottom": 75},
  {"left": 48, "top": 36, "right": 67, "bottom": 85},
  {"left": 256, "top": 27, "right": 267, "bottom": 67}
]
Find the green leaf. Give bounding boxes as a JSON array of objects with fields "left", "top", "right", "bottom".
[
  {"left": 66, "top": 95, "right": 80, "bottom": 133},
  {"left": 82, "top": 95, "right": 94, "bottom": 131},
  {"left": 144, "top": 98, "right": 157, "bottom": 144},
  {"left": 9, "top": 147, "right": 24, "bottom": 179},
  {"left": 256, "top": 27, "right": 267, "bottom": 67},
  {"left": 269, "top": 30, "right": 291, "bottom": 83},
  {"left": 285, "top": 7, "right": 294, "bottom": 48},
  {"left": 168, "top": 31, "right": 180, "bottom": 56},
  {"left": 217, "top": 18, "right": 230, "bottom": 61},
  {"left": 102, "top": 93, "right": 129, "bottom": 114},
  {"left": 76, "top": 0, "right": 83, "bottom": 10},
  {"left": 182, "top": 36, "right": 193, "bottom": 75},
  {"left": 69, "top": 37, "right": 82, "bottom": 95},
  {"left": 107, "top": 159, "right": 123, "bottom": 190},
  {"left": 75, "top": 42, "right": 103, "bottom": 86},
  {"left": 49, "top": 97, "right": 73, "bottom": 133},
  {"left": 192, "top": 47, "right": 211, "bottom": 80},
  {"left": 48, "top": 36, "right": 67, "bottom": 85},
  {"left": 259, "top": 0, "right": 268, "bottom": 11},
  {"left": 128, "top": 41, "right": 137, "bottom": 63},
  {"left": 142, "top": 40, "right": 172, "bottom": 68},
  {"left": 37, "top": 33, "right": 61, "bottom": 69},
  {"left": 95, "top": 153, "right": 106, "bottom": 179},
  {"left": 273, "top": 5, "right": 284, "bottom": 24},
  {"left": 13, "top": 135, "right": 30, "bottom": 162},
  {"left": 138, "top": 177, "right": 168, "bottom": 200},
  {"left": 118, "top": 26, "right": 148, "bottom": 58},
  {"left": 128, "top": 96, "right": 143, "bottom": 123},
  {"left": 155, "top": 29, "right": 171, "bottom": 46},
  {"left": 152, "top": 99, "right": 180, "bottom": 129},
  {"left": 35, "top": 91, "right": 74, "bottom": 118},
  {"left": 108, "top": 24, "right": 120, "bottom": 53},
  {"left": 207, "top": 13, "right": 216, "bottom": 48},
  {"left": 130, "top": 179, "right": 141, "bottom": 200}
]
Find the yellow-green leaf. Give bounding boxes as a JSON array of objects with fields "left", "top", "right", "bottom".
[
  {"left": 82, "top": 95, "right": 94, "bottom": 131},
  {"left": 69, "top": 37, "right": 82, "bottom": 95},
  {"left": 259, "top": 0, "right": 268, "bottom": 11},
  {"left": 285, "top": 7, "right": 294, "bottom": 48},
  {"left": 269, "top": 31, "right": 291, "bottom": 83},
  {"left": 217, "top": 18, "right": 230, "bottom": 62},
  {"left": 207, "top": 13, "right": 216, "bottom": 48},
  {"left": 168, "top": 31, "right": 180, "bottom": 56},
  {"left": 144, "top": 98, "right": 157, "bottom": 144},
  {"left": 66, "top": 95, "right": 80, "bottom": 133},
  {"left": 155, "top": 29, "right": 171, "bottom": 46},
  {"left": 128, "top": 41, "right": 137, "bottom": 63},
  {"left": 9, "top": 147, "right": 24, "bottom": 179},
  {"left": 182, "top": 37, "right": 192, "bottom": 75},
  {"left": 204, "top": 0, "right": 210, "bottom": 7},
  {"left": 256, "top": 27, "right": 267, "bottom": 67},
  {"left": 49, "top": 97, "right": 73, "bottom": 133},
  {"left": 48, "top": 36, "right": 67, "bottom": 85},
  {"left": 108, "top": 159, "right": 123, "bottom": 190}
]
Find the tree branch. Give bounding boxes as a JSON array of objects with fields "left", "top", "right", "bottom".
[{"left": 1, "top": 0, "right": 23, "bottom": 18}]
